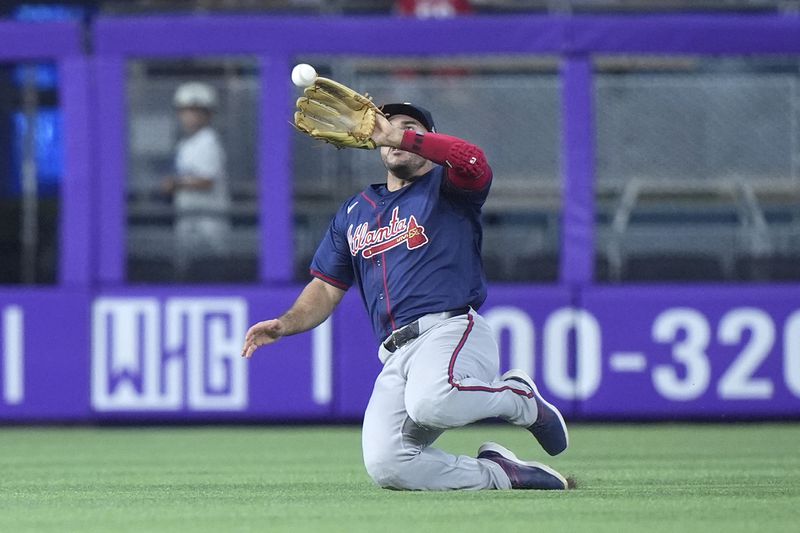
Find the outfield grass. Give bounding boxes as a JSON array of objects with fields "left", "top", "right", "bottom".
[{"left": 1, "top": 423, "right": 798, "bottom": 532}]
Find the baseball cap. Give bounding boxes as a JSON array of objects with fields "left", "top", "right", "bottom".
[
  {"left": 173, "top": 82, "right": 218, "bottom": 109},
  {"left": 380, "top": 102, "right": 436, "bottom": 132}
]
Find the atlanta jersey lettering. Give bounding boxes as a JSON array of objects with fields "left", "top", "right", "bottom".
[{"left": 311, "top": 164, "right": 491, "bottom": 342}]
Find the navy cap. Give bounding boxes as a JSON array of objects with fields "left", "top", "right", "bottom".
[{"left": 380, "top": 103, "right": 436, "bottom": 132}]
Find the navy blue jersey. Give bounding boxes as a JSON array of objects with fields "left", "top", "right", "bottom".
[{"left": 310, "top": 165, "right": 490, "bottom": 342}]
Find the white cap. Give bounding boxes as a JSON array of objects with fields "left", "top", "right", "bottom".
[{"left": 173, "top": 82, "right": 218, "bottom": 109}]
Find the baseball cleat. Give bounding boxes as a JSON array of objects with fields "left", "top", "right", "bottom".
[
  {"left": 501, "top": 369, "right": 569, "bottom": 456},
  {"left": 478, "top": 442, "right": 568, "bottom": 490}
]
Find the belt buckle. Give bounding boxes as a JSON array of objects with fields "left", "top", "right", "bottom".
[
  {"left": 390, "top": 329, "right": 408, "bottom": 351},
  {"left": 383, "top": 330, "right": 400, "bottom": 353},
  {"left": 384, "top": 322, "right": 416, "bottom": 353}
]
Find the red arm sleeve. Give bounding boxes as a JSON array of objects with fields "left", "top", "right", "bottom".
[{"left": 399, "top": 130, "right": 492, "bottom": 191}]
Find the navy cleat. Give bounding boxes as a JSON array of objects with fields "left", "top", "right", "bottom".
[
  {"left": 501, "top": 369, "right": 569, "bottom": 456},
  {"left": 478, "top": 442, "right": 569, "bottom": 490}
]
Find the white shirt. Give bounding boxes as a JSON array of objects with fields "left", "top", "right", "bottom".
[
  {"left": 173, "top": 126, "right": 231, "bottom": 257},
  {"left": 174, "top": 126, "right": 230, "bottom": 216}
]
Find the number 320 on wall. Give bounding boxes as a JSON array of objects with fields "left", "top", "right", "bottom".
[{"left": 484, "top": 306, "right": 800, "bottom": 402}]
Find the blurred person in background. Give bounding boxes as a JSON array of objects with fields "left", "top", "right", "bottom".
[
  {"left": 394, "top": 0, "right": 473, "bottom": 77},
  {"left": 162, "top": 81, "right": 231, "bottom": 279},
  {"left": 395, "top": 0, "right": 473, "bottom": 18}
]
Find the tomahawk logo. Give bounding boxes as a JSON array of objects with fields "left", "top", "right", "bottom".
[
  {"left": 91, "top": 297, "right": 248, "bottom": 411},
  {"left": 347, "top": 206, "right": 429, "bottom": 258}
]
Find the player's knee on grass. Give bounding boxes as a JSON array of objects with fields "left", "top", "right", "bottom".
[
  {"left": 365, "top": 461, "right": 401, "bottom": 489},
  {"left": 364, "top": 451, "right": 415, "bottom": 490}
]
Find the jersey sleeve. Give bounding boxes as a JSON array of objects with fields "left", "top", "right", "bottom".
[
  {"left": 309, "top": 208, "right": 354, "bottom": 290},
  {"left": 440, "top": 167, "right": 492, "bottom": 208}
]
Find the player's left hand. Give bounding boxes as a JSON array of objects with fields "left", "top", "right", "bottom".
[{"left": 241, "top": 319, "right": 286, "bottom": 358}]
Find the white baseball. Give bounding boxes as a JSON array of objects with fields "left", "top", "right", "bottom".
[{"left": 291, "top": 63, "right": 317, "bottom": 88}]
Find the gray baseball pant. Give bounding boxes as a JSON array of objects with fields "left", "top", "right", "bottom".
[{"left": 360, "top": 309, "right": 538, "bottom": 490}]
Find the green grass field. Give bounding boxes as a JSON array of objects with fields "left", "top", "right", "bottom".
[{"left": 1, "top": 423, "right": 798, "bottom": 532}]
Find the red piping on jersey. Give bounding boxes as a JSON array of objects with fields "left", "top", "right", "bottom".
[
  {"left": 448, "top": 313, "right": 534, "bottom": 398},
  {"left": 359, "top": 191, "right": 377, "bottom": 209},
  {"left": 310, "top": 269, "right": 349, "bottom": 290},
  {"left": 376, "top": 212, "right": 397, "bottom": 331}
]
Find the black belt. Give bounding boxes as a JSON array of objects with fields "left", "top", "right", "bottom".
[{"left": 382, "top": 306, "right": 471, "bottom": 353}]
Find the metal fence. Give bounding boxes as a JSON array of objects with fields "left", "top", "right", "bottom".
[
  {"left": 594, "top": 65, "right": 800, "bottom": 281},
  {"left": 122, "top": 57, "right": 800, "bottom": 282}
]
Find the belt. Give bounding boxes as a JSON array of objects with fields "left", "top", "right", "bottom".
[{"left": 382, "top": 306, "right": 471, "bottom": 353}]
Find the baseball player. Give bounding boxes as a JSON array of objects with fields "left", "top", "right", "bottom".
[{"left": 242, "top": 97, "right": 571, "bottom": 491}]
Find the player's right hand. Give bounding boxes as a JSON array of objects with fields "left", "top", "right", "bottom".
[
  {"left": 370, "top": 113, "right": 404, "bottom": 148},
  {"left": 241, "top": 319, "right": 286, "bottom": 358}
]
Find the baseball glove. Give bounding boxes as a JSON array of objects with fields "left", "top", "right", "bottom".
[{"left": 294, "top": 77, "right": 381, "bottom": 149}]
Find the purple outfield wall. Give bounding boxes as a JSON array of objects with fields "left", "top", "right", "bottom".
[
  {"left": 1, "top": 16, "right": 799, "bottom": 421},
  {"left": 2, "top": 287, "right": 800, "bottom": 420}
]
